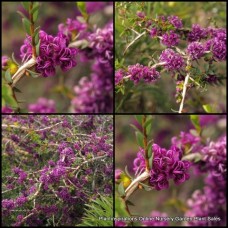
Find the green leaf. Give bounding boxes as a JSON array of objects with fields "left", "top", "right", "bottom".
[
  {"left": 36, "top": 39, "right": 41, "bottom": 56},
  {"left": 135, "top": 131, "right": 144, "bottom": 148},
  {"left": 190, "top": 115, "right": 201, "bottom": 133},
  {"left": 34, "top": 31, "right": 39, "bottom": 45},
  {"left": 118, "top": 182, "right": 125, "bottom": 197},
  {"left": 145, "top": 116, "right": 153, "bottom": 135},
  {"left": 2, "top": 83, "right": 18, "bottom": 108},
  {"left": 22, "top": 17, "right": 31, "bottom": 35},
  {"left": 149, "top": 152, "right": 154, "bottom": 170},
  {"left": 189, "top": 129, "right": 199, "bottom": 137},
  {"left": 202, "top": 104, "right": 213, "bottom": 113},
  {"left": 129, "top": 124, "right": 142, "bottom": 133},
  {"left": 134, "top": 115, "right": 142, "bottom": 125},
  {"left": 147, "top": 140, "right": 153, "bottom": 158},
  {"left": 77, "top": 2, "right": 88, "bottom": 20},
  {"left": 139, "top": 182, "right": 153, "bottom": 191},
  {"left": 5, "top": 69, "right": 12, "bottom": 83},
  {"left": 32, "top": 5, "right": 39, "bottom": 22},
  {"left": 26, "top": 69, "right": 40, "bottom": 78},
  {"left": 22, "top": 2, "right": 30, "bottom": 11}
]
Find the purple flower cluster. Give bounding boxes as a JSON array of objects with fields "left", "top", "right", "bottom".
[
  {"left": 71, "top": 60, "right": 113, "bottom": 113},
  {"left": 150, "top": 28, "right": 158, "bottom": 38},
  {"left": 159, "top": 49, "right": 184, "bottom": 71},
  {"left": 88, "top": 22, "right": 113, "bottom": 66},
  {"left": 127, "top": 64, "right": 160, "bottom": 84},
  {"left": 28, "top": 98, "right": 56, "bottom": 113},
  {"left": 133, "top": 144, "right": 191, "bottom": 190},
  {"left": 186, "top": 173, "right": 226, "bottom": 226},
  {"left": 142, "top": 211, "right": 169, "bottom": 226},
  {"left": 12, "top": 167, "right": 27, "bottom": 184},
  {"left": 20, "top": 30, "right": 78, "bottom": 77},
  {"left": 15, "top": 195, "right": 27, "bottom": 207},
  {"left": 187, "top": 41, "right": 205, "bottom": 60},
  {"left": 167, "top": 15, "right": 183, "bottom": 29},
  {"left": 2, "top": 55, "right": 9, "bottom": 70},
  {"left": 2, "top": 199, "right": 15, "bottom": 210},
  {"left": 201, "top": 136, "right": 226, "bottom": 177},
  {"left": 161, "top": 30, "right": 180, "bottom": 47},
  {"left": 136, "top": 11, "right": 145, "bottom": 18},
  {"left": 188, "top": 24, "right": 208, "bottom": 42},
  {"left": 115, "top": 69, "right": 125, "bottom": 85}
]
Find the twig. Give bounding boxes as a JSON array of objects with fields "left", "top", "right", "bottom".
[
  {"left": 123, "top": 31, "right": 146, "bottom": 55},
  {"left": 179, "top": 57, "right": 191, "bottom": 113},
  {"left": 124, "top": 170, "right": 150, "bottom": 200}
]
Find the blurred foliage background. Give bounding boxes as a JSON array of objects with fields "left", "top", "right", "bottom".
[
  {"left": 2, "top": 2, "right": 112, "bottom": 112},
  {"left": 115, "top": 2, "right": 226, "bottom": 113},
  {"left": 115, "top": 115, "right": 226, "bottom": 226}
]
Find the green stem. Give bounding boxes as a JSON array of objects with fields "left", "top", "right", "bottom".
[
  {"left": 142, "top": 115, "right": 149, "bottom": 171},
  {"left": 29, "top": 2, "right": 36, "bottom": 58}
]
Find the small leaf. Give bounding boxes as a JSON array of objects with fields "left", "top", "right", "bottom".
[
  {"left": 145, "top": 116, "right": 153, "bottom": 135},
  {"left": 77, "top": 2, "right": 88, "bottom": 20},
  {"left": 129, "top": 124, "right": 142, "bottom": 133},
  {"left": 5, "top": 69, "right": 12, "bottom": 83},
  {"left": 202, "top": 104, "right": 213, "bottom": 113},
  {"left": 32, "top": 6, "right": 39, "bottom": 22},
  {"left": 134, "top": 115, "right": 142, "bottom": 125},
  {"left": 149, "top": 152, "right": 154, "bottom": 170},
  {"left": 22, "top": 2, "right": 30, "bottom": 11},
  {"left": 31, "top": 3, "right": 39, "bottom": 14},
  {"left": 189, "top": 129, "right": 199, "bottom": 137},
  {"left": 147, "top": 140, "right": 153, "bottom": 158},
  {"left": 190, "top": 115, "right": 201, "bottom": 133},
  {"left": 26, "top": 69, "right": 40, "bottom": 78},
  {"left": 118, "top": 182, "right": 125, "bottom": 197},
  {"left": 139, "top": 182, "right": 153, "bottom": 191},
  {"left": 22, "top": 17, "right": 31, "bottom": 35},
  {"left": 135, "top": 131, "right": 144, "bottom": 148},
  {"left": 34, "top": 31, "right": 39, "bottom": 45},
  {"left": 36, "top": 39, "right": 41, "bottom": 56}
]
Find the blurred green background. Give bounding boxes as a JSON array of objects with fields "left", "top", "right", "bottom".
[
  {"left": 2, "top": 2, "right": 112, "bottom": 112},
  {"left": 115, "top": 115, "right": 226, "bottom": 226},
  {"left": 115, "top": 2, "right": 226, "bottom": 113}
]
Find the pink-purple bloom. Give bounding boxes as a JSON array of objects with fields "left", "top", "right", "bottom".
[
  {"left": 188, "top": 24, "right": 208, "bottom": 42},
  {"left": 161, "top": 30, "right": 180, "bottom": 47},
  {"left": 28, "top": 98, "right": 56, "bottom": 113},
  {"left": 141, "top": 211, "right": 169, "bottom": 226},
  {"left": 159, "top": 49, "right": 184, "bottom": 71},
  {"left": 133, "top": 144, "right": 191, "bottom": 190},
  {"left": 167, "top": 15, "right": 183, "bottom": 29},
  {"left": 187, "top": 41, "right": 205, "bottom": 60}
]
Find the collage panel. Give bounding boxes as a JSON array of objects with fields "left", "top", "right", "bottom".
[
  {"left": 2, "top": 115, "right": 113, "bottom": 226},
  {"left": 115, "top": 115, "right": 226, "bottom": 226},
  {"left": 115, "top": 2, "right": 226, "bottom": 113},
  {"left": 2, "top": 2, "right": 113, "bottom": 114}
]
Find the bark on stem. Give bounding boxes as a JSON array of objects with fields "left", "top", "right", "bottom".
[{"left": 124, "top": 170, "right": 150, "bottom": 201}]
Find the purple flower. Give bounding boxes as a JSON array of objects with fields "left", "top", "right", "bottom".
[
  {"left": 188, "top": 24, "right": 208, "bottom": 42},
  {"left": 136, "top": 11, "right": 145, "bottom": 18},
  {"left": 86, "top": 2, "right": 112, "bottom": 14},
  {"left": 20, "top": 30, "right": 78, "bottom": 77},
  {"left": 212, "top": 38, "right": 226, "bottom": 61},
  {"left": 133, "top": 144, "right": 191, "bottom": 191},
  {"left": 141, "top": 211, "right": 169, "bottom": 226},
  {"left": 115, "top": 169, "right": 123, "bottom": 182},
  {"left": 115, "top": 221, "right": 127, "bottom": 227},
  {"left": 201, "top": 136, "right": 226, "bottom": 177},
  {"left": 28, "top": 98, "right": 56, "bottom": 113},
  {"left": 2, "top": 106, "right": 13, "bottom": 113},
  {"left": 150, "top": 28, "right": 158, "bottom": 38},
  {"left": 167, "top": 15, "right": 183, "bottom": 29},
  {"left": 159, "top": 49, "right": 184, "bottom": 71},
  {"left": 16, "top": 195, "right": 27, "bottom": 206},
  {"left": 187, "top": 41, "right": 205, "bottom": 60},
  {"left": 72, "top": 60, "right": 113, "bottom": 113},
  {"left": 2, "top": 199, "right": 15, "bottom": 210},
  {"left": 2, "top": 55, "right": 9, "bottom": 70},
  {"left": 88, "top": 22, "right": 113, "bottom": 66},
  {"left": 142, "top": 66, "right": 160, "bottom": 83},
  {"left": 115, "top": 69, "right": 125, "bottom": 85},
  {"left": 161, "top": 30, "right": 180, "bottom": 47}
]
